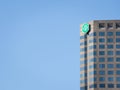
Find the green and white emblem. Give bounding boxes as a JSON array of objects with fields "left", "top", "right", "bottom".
[{"left": 82, "top": 23, "right": 89, "bottom": 33}]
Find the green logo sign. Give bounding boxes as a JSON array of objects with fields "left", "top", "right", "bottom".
[{"left": 82, "top": 23, "right": 89, "bottom": 33}]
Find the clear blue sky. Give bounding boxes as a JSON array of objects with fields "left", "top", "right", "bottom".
[{"left": 0, "top": 0, "right": 120, "bottom": 90}]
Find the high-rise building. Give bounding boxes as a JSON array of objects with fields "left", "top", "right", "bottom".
[{"left": 80, "top": 20, "right": 120, "bottom": 90}]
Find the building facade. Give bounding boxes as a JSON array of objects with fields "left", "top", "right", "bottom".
[{"left": 80, "top": 20, "right": 120, "bottom": 90}]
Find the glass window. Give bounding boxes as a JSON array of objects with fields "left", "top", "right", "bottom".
[
  {"left": 116, "top": 38, "right": 120, "bottom": 42},
  {"left": 89, "top": 32, "right": 96, "bottom": 36},
  {"left": 99, "top": 45, "right": 105, "bottom": 49},
  {"left": 116, "top": 32, "right": 120, "bottom": 36},
  {"left": 107, "top": 23, "right": 113, "bottom": 29},
  {"left": 99, "top": 64, "right": 105, "bottom": 68},
  {"left": 89, "top": 71, "right": 97, "bottom": 75},
  {"left": 80, "top": 86, "right": 87, "bottom": 90},
  {"left": 94, "top": 32, "right": 97, "bottom": 36},
  {"left": 94, "top": 45, "right": 97, "bottom": 49},
  {"left": 80, "top": 41, "right": 87, "bottom": 46},
  {"left": 80, "top": 60, "right": 87, "bottom": 64},
  {"left": 94, "top": 71, "right": 97, "bottom": 75},
  {"left": 80, "top": 61, "right": 84, "bottom": 64},
  {"left": 116, "top": 77, "right": 120, "bottom": 82},
  {"left": 94, "top": 77, "right": 97, "bottom": 81},
  {"left": 80, "top": 47, "right": 87, "bottom": 52},
  {"left": 89, "top": 38, "right": 96, "bottom": 43},
  {"left": 117, "top": 84, "right": 120, "bottom": 88},
  {"left": 99, "top": 57, "right": 105, "bottom": 62},
  {"left": 108, "top": 71, "right": 114, "bottom": 75},
  {"left": 94, "top": 64, "right": 97, "bottom": 68},
  {"left": 107, "top": 51, "right": 113, "bottom": 55},
  {"left": 94, "top": 84, "right": 97, "bottom": 88},
  {"left": 80, "top": 74, "right": 83, "bottom": 78},
  {"left": 89, "top": 65, "right": 93, "bottom": 69},
  {"left": 94, "top": 39, "right": 96, "bottom": 42},
  {"left": 94, "top": 38, "right": 96, "bottom": 42},
  {"left": 116, "top": 58, "right": 120, "bottom": 62},
  {"left": 80, "top": 54, "right": 87, "bottom": 58},
  {"left": 89, "top": 45, "right": 96, "bottom": 49},
  {"left": 89, "top": 58, "right": 97, "bottom": 62},
  {"left": 80, "top": 41, "right": 87, "bottom": 45},
  {"left": 107, "top": 64, "right": 114, "bottom": 68},
  {"left": 89, "top": 39, "right": 92, "bottom": 43},
  {"left": 89, "top": 46, "right": 93, "bottom": 49},
  {"left": 108, "top": 77, "right": 114, "bottom": 82},
  {"left": 84, "top": 60, "right": 87, "bottom": 64},
  {"left": 90, "top": 84, "right": 97, "bottom": 88},
  {"left": 99, "top": 51, "right": 105, "bottom": 55},
  {"left": 116, "top": 45, "right": 120, "bottom": 49},
  {"left": 80, "top": 42, "right": 84, "bottom": 46},
  {"left": 80, "top": 36, "right": 84, "bottom": 39},
  {"left": 80, "top": 80, "right": 85, "bottom": 84},
  {"left": 99, "top": 77, "right": 105, "bottom": 81},
  {"left": 108, "top": 84, "right": 114, "bottom": 88},
  {"left": 89, "top": 64, "right": 96, "bottom": 69},
  {"left": 84, "top": 41, "right": 87, "bottom": 45},
  {"left": 89, "top": 78, "right": 94, "bottom": 82},
  {"left": 99, "top": 38, "right": 105, "bottom": 42},
  {"left": 80, "top": 42, "right": 83, "bottom": 45},
  {"left": 99, "top": 32, "right": 105, "bottom": 36},
  {"left": 99, "top": 71, "right": 105, "bottom": 75},
  {"left": 90, "top": 77, "right": 97, "bottom": 82},
  {"left": 99, "top": 23, "right": 105, "bottom": 29},
  {"left": 94, "top": 51, "right": 97, "bottom": 55},
  {"left": 80, "top": 87, "right": 84, "bottom": 90},
  {"left": 116, "top": 71, "right": 120, "bottom": 75},
  {"left": 116, "top": 64, "right": 120, "bottom": 68},
  {"left": 89, "top": 71, "right": 93, "bottom": 75},
  {"left": 80, "top": 48, "right": 84, "bottom": 51},
  {"left": 85, "top": 79, "right": 87, "bottom": 84},
  {"left": 89, "top": 32, "right": 92, "bottom": 36},
  {"left": 107, "top": 38, "right": 113, "bottom": 43},
  {"left": 85, "top": 73, "right": 87, "bottom": 77},
  {"left": 107, "top": 32, "right": 113, "bottom": 36},
  {"left": 116, "top": 23, "right": 120, "bottom": 29},
  {"left": 80, "top": 73, "right": 87, "bottom": 78},
  {"left": 89, "top": 51, "right": 97, "bottom": 56},
  {"left": 107, "top": 45, "right": 113, "bottom": 49},
  {"left": 107, "top": 57, "right": 114, "bottom": 62},
  {"left": 116, "top": 51, "right": 120, "bottom": 55},
  {"left": 99, "top": 84, "right": 105, "bottom": 88},
  {"left": 80, "top": 66, "right": 87, "bottom": 71}
]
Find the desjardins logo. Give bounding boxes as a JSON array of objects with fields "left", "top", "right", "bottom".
[{"left": 82, "top": 23, "right": 90, "bottom": 34}]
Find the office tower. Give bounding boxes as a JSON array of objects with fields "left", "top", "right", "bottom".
[{"left": 80, "top": 20, "right": 120, "bottom": 90}]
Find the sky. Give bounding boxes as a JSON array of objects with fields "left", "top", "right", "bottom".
[{"left": 0, "top": 0, "right": 120, "bottom": 90}]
